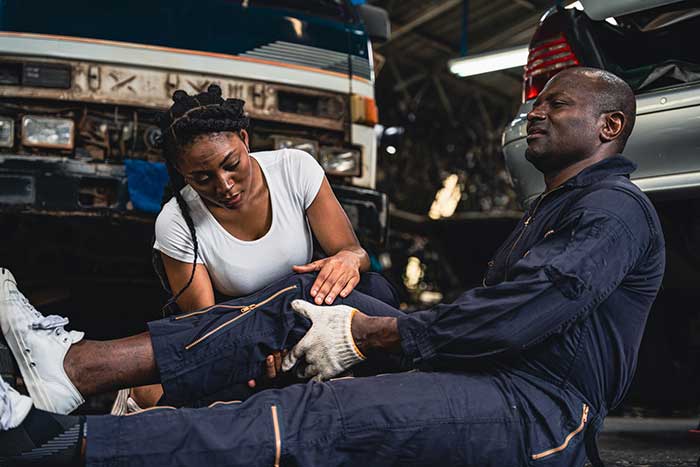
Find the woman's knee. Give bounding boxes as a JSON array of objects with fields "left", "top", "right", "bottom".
[{"left": 355, "top": 272, "right": 400, "bottom": 308}]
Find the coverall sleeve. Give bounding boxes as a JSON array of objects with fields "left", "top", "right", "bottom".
[{"left": 397, "top": 192, "right": 653, "bottom": 365}]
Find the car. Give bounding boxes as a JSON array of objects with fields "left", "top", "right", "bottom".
[
  {"left": 501, "top": 0, "right": 700, "bottom": 408},
  {"left": 502, "top": 0, "right": 700, "bottom": 206}
]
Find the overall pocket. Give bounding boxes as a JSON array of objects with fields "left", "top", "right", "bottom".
[{"left": 183, "top": 285, "right": 298, "bottom": 350}]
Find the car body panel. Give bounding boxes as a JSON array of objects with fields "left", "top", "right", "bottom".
[
  {"left": 580, "top": 0, "right": 685, "bottom": 21},
  {"left": 503, "top": 82, "right": 700, "bottom": 205}
]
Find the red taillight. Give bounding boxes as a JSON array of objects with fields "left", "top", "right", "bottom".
[{"left": 523, "top": 33, "right": 580, "bottom": 102}]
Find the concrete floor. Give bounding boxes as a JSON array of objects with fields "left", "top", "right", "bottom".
[{"left": 592, "top": 417, "right": 699, "bottom": 466}]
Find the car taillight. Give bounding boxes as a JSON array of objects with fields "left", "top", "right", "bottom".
[{"left": 523, "top": 33, "right": 580, "bottom": 102}]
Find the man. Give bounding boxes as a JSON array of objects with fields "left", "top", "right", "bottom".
[{"left": 0, "top": 67, "right": 664, "bottom": 466}]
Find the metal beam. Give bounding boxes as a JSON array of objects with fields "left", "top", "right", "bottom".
[
  {"left": 393, "top": 71, "right": 429, "bottom": 92},
  {"left": 432, "top": 74, "right": 456, "bottom": 125},
  {"left": 379, "top": 0, "right": 463, "bottom": 47},
  {"left": 470, "top": 13, "right": 540, "bottom": 53}
]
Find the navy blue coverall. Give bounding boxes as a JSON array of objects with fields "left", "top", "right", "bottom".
[{"left": 87, "top": 156, "right": 665, "bottom": 467}]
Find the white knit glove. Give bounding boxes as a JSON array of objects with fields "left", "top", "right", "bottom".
[{"left": 281, "top": 300, "right": 366, "bottom": 381}]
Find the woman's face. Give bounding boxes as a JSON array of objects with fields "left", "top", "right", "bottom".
[{"left": 176, "top": 131, "right": 253, "bottom": 210}]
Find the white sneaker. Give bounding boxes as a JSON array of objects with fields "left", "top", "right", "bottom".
[
  {"left": 0, "top": 269, "right": 84, "bottom": 414},
  {"left": 0, "top": 377, "right": 32, "bottom": 430}
]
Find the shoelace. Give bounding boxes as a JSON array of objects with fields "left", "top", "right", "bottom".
[
  {"left": 20, "top": 297, "right": 42, "bottom": 320},
  {"left": 31, "top": 315, "right": 70, "bottom": 336},
  {"left": 16, "top": 294, "right": 69, "bottom": 336}
]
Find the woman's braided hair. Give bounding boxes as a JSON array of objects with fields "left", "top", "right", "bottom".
[{"left": 155, "top": 84, "right": 250, "bottom": 312}]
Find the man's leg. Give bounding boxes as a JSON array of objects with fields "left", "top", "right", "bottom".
[
  {"left": 86, "top": 371, "right": 572, "bottom": 467},
  {"left": 149, "top": 273, "right": 405, "bottom": 405},
  {"left": 1, "top": 269, "right": 404, "bottom": 410}
]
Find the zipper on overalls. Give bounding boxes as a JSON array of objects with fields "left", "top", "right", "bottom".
[
  {"left": 503, "top": 186, "right": 563, "bottom": 281},
  {"left": 184, "top": 285, "right": 298, "bottom": 350},
  {"left": 532, "top": 404, "right": 589, "bottom": 460}
]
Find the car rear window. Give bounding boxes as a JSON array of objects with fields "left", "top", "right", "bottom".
[{"left": 588, "top": 2, "right": 700, "bottom": 92}]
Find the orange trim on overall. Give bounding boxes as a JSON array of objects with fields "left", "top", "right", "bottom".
[
  {"left": 531, "top": 404, "right": 590, "bottom": 460},
  {"left": 123, "top": 406, "right": 177, "bottom": 417},
  {"left": 184, "top": 285, "right": 297, "bottom": 350},
  {"left": 208, "top": 400, "right": 243, "bottom": 408},
  {"left": 271, "top": 405, "right": 282, "bottom": 467}
]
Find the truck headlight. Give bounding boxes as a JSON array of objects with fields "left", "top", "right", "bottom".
[
  {"left": 22, "top": 116, "right": 74, "bottom": 149},
  {"left": 0, "top": 117, "right": 13, "bottom": 148},
  {"left": 319, "top": 147, "right": 361, "bottom": 177},
  {"left": 272, "top": 135, "right": 318, "bottom": 159}
]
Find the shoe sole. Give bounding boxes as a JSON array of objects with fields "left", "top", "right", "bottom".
[{"left": 1, "top": 275, "right": 59, "bottom": 413}]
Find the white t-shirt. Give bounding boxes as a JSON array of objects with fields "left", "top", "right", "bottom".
[{"left": 153, "top": 148, "right": 325, "bottom": 297}]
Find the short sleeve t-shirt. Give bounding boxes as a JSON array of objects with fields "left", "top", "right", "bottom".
[{"left": 153, "top": 148, "right": 325, "bottom": 297}]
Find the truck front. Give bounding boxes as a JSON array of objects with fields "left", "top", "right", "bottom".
[{"left": 0, "top": 0, "right": 387, "bottom": 247}]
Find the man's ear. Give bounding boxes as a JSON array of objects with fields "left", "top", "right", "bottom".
[{"left": 600, "top": 111, "right": 625, "bottom": 144}]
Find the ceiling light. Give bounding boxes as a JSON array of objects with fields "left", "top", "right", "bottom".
[{"left": 448, "top": 46, "right": 529, "bottom": 78}]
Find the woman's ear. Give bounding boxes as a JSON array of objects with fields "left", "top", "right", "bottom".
[{"left": 240, "top": 130, "right": 250, "bottom": 151}]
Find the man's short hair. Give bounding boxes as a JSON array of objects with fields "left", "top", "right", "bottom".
[{"left": 567, "top": 67, "right": 636, "bottom": 151}]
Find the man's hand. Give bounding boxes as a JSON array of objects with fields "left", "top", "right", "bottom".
[
  {"left": 247, "top": 350, "right": 287, "bottom": 389},
  {"left": 292, "top": 250, "right": 362, "bottom": 305},
  {"left": 281, "top": 300, "right": 365, "bottom": 381}
]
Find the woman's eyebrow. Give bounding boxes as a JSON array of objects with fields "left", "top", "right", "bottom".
[
  {"left": 219, "top": 151, "right": 237, "bottom": 168},
  {"left": 188, "top": 151, "right": 237, "bottom": 176}
]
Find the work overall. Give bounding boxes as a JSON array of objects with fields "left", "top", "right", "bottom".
[{"left": 87, "top": 156, "right": 665, "bottom": 467}]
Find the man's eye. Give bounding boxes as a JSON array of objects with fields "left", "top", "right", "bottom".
[
  {"left": 193, "top": 176, "right": 210, "bottom": 184},
  {"left": 552, "top": 100, "right": 567, "bottom": 107},
  {"left": 224, "top": 162, "right": 240, "bottom": 172}
]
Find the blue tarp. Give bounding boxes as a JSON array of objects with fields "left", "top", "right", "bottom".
[{"left": 124, "top": 159, "right": 169, "bottom": 214}]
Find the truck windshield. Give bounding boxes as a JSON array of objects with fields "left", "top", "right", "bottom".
[
  {"left": 0, "top": 0, "right": 355, "bottom": 52},
  {"left": 251, "top": 0, "right": 353, "bottom": 21}
]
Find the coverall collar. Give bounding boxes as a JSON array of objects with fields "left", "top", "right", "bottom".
[{"left": 562, "top": 154, "right": 637, "bottom": 189}]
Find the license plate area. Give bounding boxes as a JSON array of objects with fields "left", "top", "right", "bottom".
[{"left": 0, "top": 174, "right": 35, "bottom": 204}]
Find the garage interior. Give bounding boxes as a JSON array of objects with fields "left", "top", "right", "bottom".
[{"left": 0, "top": 1, "right": 699, "bottom": 465}]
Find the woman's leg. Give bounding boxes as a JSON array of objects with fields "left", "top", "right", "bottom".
[{"left": 353, "top": 272, "right": 401, "bottom": 308}]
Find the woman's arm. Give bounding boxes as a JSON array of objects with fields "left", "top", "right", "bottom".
[
  {"left": 160, "top": 252, "right": 216, "bottom": 312},
  {"left": 293, "top": 178, "right": 370, "bottom": 305}
]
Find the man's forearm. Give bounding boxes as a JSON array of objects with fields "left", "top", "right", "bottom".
[{"left": 351, "top": 312, "right": 401, "bottom": 354}]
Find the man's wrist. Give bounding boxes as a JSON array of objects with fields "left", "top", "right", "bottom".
[{"left": 351, "top": 312, "right": 401, "bottom": 354}]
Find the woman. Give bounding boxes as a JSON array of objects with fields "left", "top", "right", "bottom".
[
  {"left": 155, "top": 84, "right": 372, "bottom": 313},
  {"left": 119, "top": 85, "right": 396, "bottom": 410}
]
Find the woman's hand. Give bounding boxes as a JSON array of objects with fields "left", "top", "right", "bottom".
[
  {"left": 247, "top": 350, "right": 287, "bottom": 389},
  {"left": 293, "top": 249, "right": 362, "bottom": 305}
]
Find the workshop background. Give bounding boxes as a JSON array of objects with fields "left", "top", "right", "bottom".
[{"left": 1, "top": 1, "right": 699, "bottom": 465}]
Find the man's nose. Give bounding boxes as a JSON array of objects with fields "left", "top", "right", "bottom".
[{"left": 527, "top": 106, "right": 545, "bottom": 121}]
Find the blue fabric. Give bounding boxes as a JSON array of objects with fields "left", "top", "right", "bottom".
[
  {"left": 123, "top": 159, "right": 169, "bottom": 214},
  {"left": 398, "top": 155, "right": 665, "bottom": 412},
  {"left": 86, "top": 158, "right": 665, "bottom": 466},
  {"left": 88, "top": 371, "right": 593, "bottom": 467},
  {"left": 87, "top": 273, "right": 595, "bottom": 466},
  {"left": 148, "top": 272, "right": 403, "bottom": 406}
]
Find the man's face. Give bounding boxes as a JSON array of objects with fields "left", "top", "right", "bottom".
[{"left": 525, "top": 73, "right": 603, "bottom": 175}]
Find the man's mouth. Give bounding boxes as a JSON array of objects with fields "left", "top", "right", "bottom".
[{"left": 526, "top": 128, "right": 547, "bottom": 141}]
